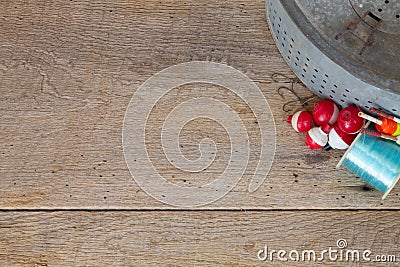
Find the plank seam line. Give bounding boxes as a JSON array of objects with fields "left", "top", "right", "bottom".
[{"left": 0, "top": 208, "right": 399, "bottom": 212}]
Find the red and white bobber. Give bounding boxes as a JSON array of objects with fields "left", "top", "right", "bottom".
[
  {"left": 326, "top": 123, "right": 356, "bottom": 150},
  {"left": 306, "top": 124, "right": 331, "bottom": 150},
  {"left": 337, "top": 105, "right": 365, "bottom": 134},
  {"left": 287, "top": 111, "right": 314, "bottom": 133},
  {"left": 312, "top": 99, "right": 339, "bottom": 126}
]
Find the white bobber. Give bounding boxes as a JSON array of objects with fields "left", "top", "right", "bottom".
[
  {"left": 327, "top": 123, "right": 356, "bottom": 150},
  {"left": 306, "top": 125, "right": 330, "bottom": 150}
]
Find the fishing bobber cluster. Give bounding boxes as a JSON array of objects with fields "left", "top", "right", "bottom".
[
  {"left": 286, "top": 100, "right": 400, "bottom": 199},
  {"left": 287, "top": 100, "right": 365, "bottom": 150}
]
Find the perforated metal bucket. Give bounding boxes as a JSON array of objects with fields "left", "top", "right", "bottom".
[{"left": 266, "top": 0, "right": 400, "bottom": 117}]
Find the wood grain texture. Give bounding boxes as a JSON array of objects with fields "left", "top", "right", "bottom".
[
  {"left": 1, "top": 1, "right": 399, "bottom": 266},
  {"left": 0, "top": 0, "right": 399, "bottom": 209},
  {"left": 0, "top": 211, "right": 399, "bottom": 266}
]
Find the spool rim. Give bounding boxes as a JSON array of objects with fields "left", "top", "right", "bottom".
[{"left": 382, "top": 174, "right": 400, "bottom": 200}]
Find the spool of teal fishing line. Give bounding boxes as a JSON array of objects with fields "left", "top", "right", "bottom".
[{"left": 337, "top": 124, "right": 400, "bottom": 199}]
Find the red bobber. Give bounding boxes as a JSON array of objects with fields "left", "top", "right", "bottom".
[
  {"left": 337, "top": 105, "right": 365, "bottom": 134},
  {"left": 312, "top": 100, "right": 339, "bottom": 126},
  {"left": 327, "top": 123, "right": 356, "bottom": 150},
  {"left": 306, "top": 125, "right": 331, "bottom": 150},
  {"left": 287, "top": 111, "right": 314, "bottom": 133}
]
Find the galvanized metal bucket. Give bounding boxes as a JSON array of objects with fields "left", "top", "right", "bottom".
[{"left": 267, "top": 0, "right": 400, "bottom": 117}]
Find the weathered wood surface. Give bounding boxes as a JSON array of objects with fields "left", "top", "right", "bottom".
[
  {"left": 0, "top": 0, "right": 398, "bottom": 209},
  {"left": 0, "top": 211, "right": 399, "bottom": 266},
  {"left": 1, "top": 1, "right": 400, "bottom": 266}
]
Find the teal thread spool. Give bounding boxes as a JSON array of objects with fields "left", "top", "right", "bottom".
[{"left": 337, "top": 124, "right": 400, "bottom": 199}]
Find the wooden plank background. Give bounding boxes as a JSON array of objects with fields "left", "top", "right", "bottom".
[
  {"left": 1, "top": 211, "right": 399, "bottom": 266},
  {"left": 0, "top": 0, "right": 399, "bottom": 265}
]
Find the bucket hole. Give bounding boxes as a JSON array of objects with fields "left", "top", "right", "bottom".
[{"left": 367, "top": 11, "right": 382, "bottom": 22}]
